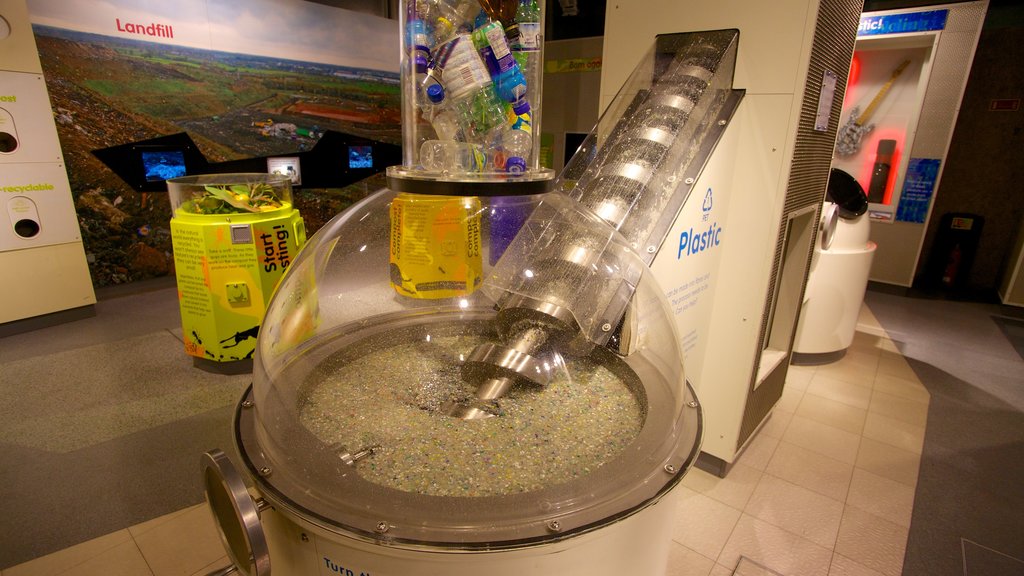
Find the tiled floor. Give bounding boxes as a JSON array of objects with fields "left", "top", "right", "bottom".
[
  {"left": 0, "top": 504, "right": 229, "bottom": 576},
  {"left": 1, "top": 303, "right": 926, "bottom": 576},
  {"left": 666, "top": 305, "right": 927, "bottom": 576}
]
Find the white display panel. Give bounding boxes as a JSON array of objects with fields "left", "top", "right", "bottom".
[
  {"left": 1, "top": 162, "right": 82, "bottom": 250},
  {"left": 0, "top": 0, "right": 43, "bottom": 73},
  {"left": 0, "top": 0, "right": 95, "bottom": 326},
  {"left": 650, "top": 122, "right": 740, "bottom": 395},
  {"left": 0, "top": 70, "right": 64, "bottom": 164},
  {"left": 832, "top": 34, "right": 935, "bottom": 222},
  {"left": 0, "top": 242, "right": 95, "bottom": 324},
  {"left": 833, "top": 3, "right": 989, "bottom": 288}
]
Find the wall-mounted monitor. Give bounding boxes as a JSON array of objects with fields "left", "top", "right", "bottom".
[
  {"left": 268, "top": 156, "right": 302, "bottom": 185},
  {"left": 132, "top": 143, "right": 196, "bottom": 191},
  {"left": 348, "top": 145, "right": 373, "bottom": 169},
  {"left": 141, "top": 149, "right": 187, "bottom": 182},
  {"left": 96, "top": 131, "right": 400, "bottom": 192}
]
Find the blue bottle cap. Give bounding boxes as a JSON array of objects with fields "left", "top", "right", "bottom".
[
  {"left": 474, "top": 10, "right": 489, "bottom": 28},
  {"left": 426, "top": 83, "right": 445, "bottom": 103},
  {"left": 415, "top": 54, "right": 428, "bottom": 74},
  {"left": 506, "top": 157, "right": 526, "bottom": 173},
  {"left": 512, "top": 100, "right": 531, "bottom": 116}
]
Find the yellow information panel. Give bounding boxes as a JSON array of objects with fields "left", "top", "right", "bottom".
[
  {"left": 389, "top": 193, "right": 482, "bottom": 299},
  {"left": 171, "top": 208, "right": 305, "bottom": 361}
]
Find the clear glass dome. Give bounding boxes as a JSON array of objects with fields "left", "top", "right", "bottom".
[
  {"left": 241, "top": 187, "right": 700, "bottom": 548},
  {"left": 166, "top": 173, "right": 293, "bottom": 218}
]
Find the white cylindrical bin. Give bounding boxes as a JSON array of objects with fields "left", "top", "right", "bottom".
[{"left": 793, "top": 202, "right": 876, "bottom": 359}]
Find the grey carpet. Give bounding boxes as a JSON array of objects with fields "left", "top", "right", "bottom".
[
  {"left": 0, "top": 331, "right": 247, "bottom": 453},
  {"left": 992, "top": 315, "right": 1024, "bottom": 360},
  {"left": 962, "top": 539, "right": 1024, "bottom": 575},
  {"left": 863, "top": 291, "right": 1024, "bottom": 576},
  {"left": 0, "top": 404, "right": 238, "bottom": 568},
  {"left": 0, "top": 282, "right": 250, "bottom": 569}
]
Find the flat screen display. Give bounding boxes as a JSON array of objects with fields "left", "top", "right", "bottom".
[
  {"left": 141, "top": 149, "right": 187, "bottom": 182},
  {"left": 268, "top": 156, "right": 302, "bottom": 185},
  {"left": 348, "top": 145, "right": 373, "bottom": 169}
]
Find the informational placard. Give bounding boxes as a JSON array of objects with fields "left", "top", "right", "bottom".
[
  {"left": 650, "top": 127, "right": 739, "bottom": 393},
  {"left": 857, "top": 9, "right": 948, "bottom": 37},
  {"left": 895, "top": 157, "right": 940, "bottom": 224},
  {"left": 544, "top": 57, "right": 603, "bottom": 74},
  {"left": 651, "top": 183, "right": 727, "bottom": 387},
  {"left": 815, "top": 69, "right": 837, "bottom": 132},
  {"left": 171, "top": 209, "right": 305, "bottom": 361}
]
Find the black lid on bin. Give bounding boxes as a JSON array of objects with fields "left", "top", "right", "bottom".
[{"left": 827, "top": 168, "right": 868, "bottom": 219}]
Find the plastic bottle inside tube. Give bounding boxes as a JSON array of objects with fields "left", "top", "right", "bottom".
[
  {"left": 514, "top": 0, "right": 541, "bottom": 56},
  {"left": 497, "top": 129, "right": 531, "bottom": 173},
  {"left": 430, "top": 34, "right": 506, "bottom": 141},
  {"left": 431, "top": 109, "right": 462, "bottom": 141},
  {"left": 420, "top": 140, "right": 486, "bottom": 172},
  {"left": 427, "top": 0, "right": 476, "bottom": 43},
  {"left": 513, "top": 0, "right": 541, "bottom": 128},
  {"left": 472, "top": 20, "right": 528, "bottom": 105},
  {"left": 494, "top": 98, "right": 532, "bottom": 172}
]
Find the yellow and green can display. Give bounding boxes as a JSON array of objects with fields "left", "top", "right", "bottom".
[{"left": 171, "top": 206, "right": 306, "bottom": 361}]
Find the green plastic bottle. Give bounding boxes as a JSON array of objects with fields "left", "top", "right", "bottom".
[{"left": 514, "top": 0, "right": 541, "bottom": 57}]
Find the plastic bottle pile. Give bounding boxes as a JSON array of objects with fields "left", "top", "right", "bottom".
[{"left": 411, "top": 0, "right": 540, "bottom": 174}]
